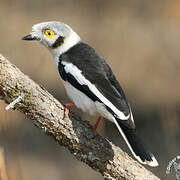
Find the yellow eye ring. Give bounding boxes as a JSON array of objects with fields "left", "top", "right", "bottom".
[{"left": 45, "top": 30, "right": 55, "bottom": 38}]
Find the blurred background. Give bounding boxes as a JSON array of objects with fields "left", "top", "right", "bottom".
[{"left": 0, "top": 0, "right": 180, "bottom": 179}]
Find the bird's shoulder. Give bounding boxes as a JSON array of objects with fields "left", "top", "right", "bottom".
[{"left": 60, "top": 42, "right": 114, "bottom": 80}]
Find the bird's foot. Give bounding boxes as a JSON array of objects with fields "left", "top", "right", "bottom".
[{"left": 63, "top": 102, "right": 75, "bottom": 115}]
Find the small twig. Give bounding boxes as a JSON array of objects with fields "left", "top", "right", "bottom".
[{"left": 5, "top": 94, "right": 23, "bottom": 111}]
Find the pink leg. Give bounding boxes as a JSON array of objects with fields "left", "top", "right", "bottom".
[
  {"left": 63, "top": 102, "right": 75, "bottom": 115},
  {"left": 93, "top": 116, "right": 102, "bottom": 132}
]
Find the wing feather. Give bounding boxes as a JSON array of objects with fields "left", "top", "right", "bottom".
[{"left": 61, "top": 42, "right": 134, "bottom": 125}]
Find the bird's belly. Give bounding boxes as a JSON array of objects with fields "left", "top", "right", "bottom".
[
  {"left": 62, "top": 80, "right": 115, "bottom": 122},
  {"left": 62, "top": 81, "right": 97, "bottom": 115}
]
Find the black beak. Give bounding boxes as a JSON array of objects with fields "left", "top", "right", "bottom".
[{"left": 22, "top": 34, "right": 36, "bottom": 41}]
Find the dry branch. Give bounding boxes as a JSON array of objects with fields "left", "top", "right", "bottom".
[{"left": 0, "top": 54, "right": 160, "bottom": 180}]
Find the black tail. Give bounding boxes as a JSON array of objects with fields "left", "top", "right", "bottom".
[{"left": 114, "top": 119, "right": 158, "bottom": 167}]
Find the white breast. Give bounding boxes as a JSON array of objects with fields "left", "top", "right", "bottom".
[{"left": 62, "top": 80, "right": 97, "bottom": 115}]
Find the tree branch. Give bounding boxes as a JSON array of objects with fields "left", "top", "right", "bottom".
[{"left": 0, "top": 54, "right": 159, "bottom": 180}]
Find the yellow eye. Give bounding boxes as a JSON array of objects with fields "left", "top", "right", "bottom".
[{"left": 45, "top": 30, "right": 55, "bottom": 38}]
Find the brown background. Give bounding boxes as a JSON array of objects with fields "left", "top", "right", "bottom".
[{"left": 0, "top": 0, "right": 180, "bottom": 179}]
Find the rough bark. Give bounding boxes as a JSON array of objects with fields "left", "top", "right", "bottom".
[{"left": 0, "top": 54, "right": 160, "bottom": 180}]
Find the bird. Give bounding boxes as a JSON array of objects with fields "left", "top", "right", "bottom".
[{"left": 22, "top": 21, "right": 159, "bottom": 167}]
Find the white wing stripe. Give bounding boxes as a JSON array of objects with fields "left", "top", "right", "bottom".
[{"left": 62, "top": 61, "right": 130, "bottom": 120}]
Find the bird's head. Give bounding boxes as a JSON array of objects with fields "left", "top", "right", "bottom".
[{"left": 22, "top": 21, "right": 81, "bottom": 55}]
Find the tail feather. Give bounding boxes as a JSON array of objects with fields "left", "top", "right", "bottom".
[{"left": 114, "top": 118, "right": 159, "bottom": 167}]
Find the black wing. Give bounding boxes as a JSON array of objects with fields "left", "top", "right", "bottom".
[{"left": 60, "top": 42, "right": 133, "bottom": 125}]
